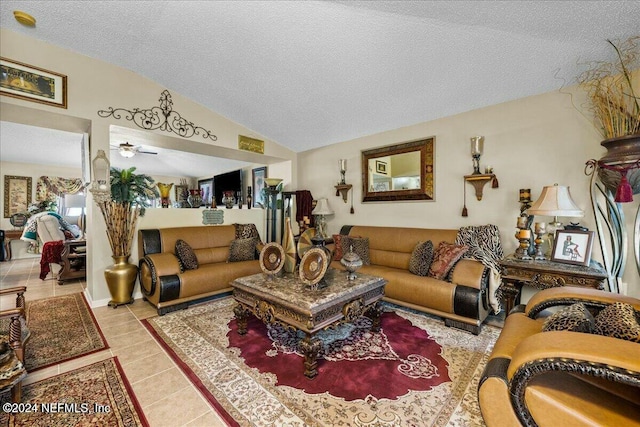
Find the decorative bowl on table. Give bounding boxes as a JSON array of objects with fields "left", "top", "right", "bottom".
[
  {"left": 259, "top": 242, "right": 285, "bottom": 275},
  {"left": 299, "top": 247, "right": 329, "bottom": 288}
]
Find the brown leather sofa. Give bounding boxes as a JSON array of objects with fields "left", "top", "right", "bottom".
[
  {"left": 138, "top": 225, "right": 262, "bottom": 315},
  {"left": 331, "top": 225, "right": 490, "bottom": 334},
  {"left": 478, "top": 287, "right": 640, "bottom": 427}
]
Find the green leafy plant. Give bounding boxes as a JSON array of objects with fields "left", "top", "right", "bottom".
[
  {"left": 98, "top": 167, "right": 159, "bottom": 257},
  {"left": 577, "top": 37, "right": 640, "bottom": 139},
  {"left": 109, "top": 167, "right": 159, "bottom": 213}
]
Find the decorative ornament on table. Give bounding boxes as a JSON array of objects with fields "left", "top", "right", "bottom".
[
  {"left": 341, "top": 245, "right": 363, "bottom": 280},
  {"left": 299, "top": 246, "right": 329, "bottom": 289},
  {"left": 282, "top": 217, "right": 297, "bottom": 273},
  {"left": 259, "top": 242, "right": 285, "bottom": 277}
]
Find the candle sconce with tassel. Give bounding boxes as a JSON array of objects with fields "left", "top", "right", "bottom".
[{"left": 461, "top": 136, "right": 499, "bottom": 216}]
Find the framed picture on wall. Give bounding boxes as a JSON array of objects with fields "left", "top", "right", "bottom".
[
  {"left": 198, "top": 178, "right": 213, "bottom": 207},
  {"left": 252, "top": 166, "right": 267, "bottom": 208},
  {"left": 551, "top": 230, "right": 595, "bottom": 266},
  {"left": 3, "top": 175, "right": 32, "bottom": 218},
  {"left": 375, "top": 160, "right": 387, "bottom": 174},
  {"left": 0, "top": 57, "right": 68, "bottom": 108}
]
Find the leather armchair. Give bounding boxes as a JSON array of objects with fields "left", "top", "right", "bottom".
[
  {"left": 0, "top": 286, "right": 28, "bottom": 402},
  {"left": 478, "top": 287, "right": 640, "bottom": 427}
]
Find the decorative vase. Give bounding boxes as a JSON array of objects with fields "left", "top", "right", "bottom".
[
  {"left": 222, "top": 191, "right": 235, "bottom": 209},
  {"left": 282, "top": 217, "right": 297, "bottom": 273},
  {"left": 157, "top": 182, "right": 173, "bottom": 208},
  {"left": 104, "top": 255, "right": 137, "bottom": 307},
  {"left": 188, "top": 189, "right": 203, "bottom": 208},
  {"left": 246, "top": 186, "right": 252, "bottom": 209}
]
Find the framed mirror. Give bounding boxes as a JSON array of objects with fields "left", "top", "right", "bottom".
[{"left": 362, "top": 137, "right": 434, "bottom": 202}]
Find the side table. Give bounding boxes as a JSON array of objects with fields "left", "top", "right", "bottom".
[
  {"left": 499, "top": 254, "right": 607, "bottom": 314},
  {"left": 57, "top": 239, "right": 87, "bottom": 285}
]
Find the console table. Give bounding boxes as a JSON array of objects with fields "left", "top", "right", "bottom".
[
  {"left": 499, "top": 254, "right": 607, "bottom": 314},
  {"left": 2, "top": 230, "right": 23, "bottom": 262},
  {"left": 57, "top": 239, "right": 87, "bottom": 284}
]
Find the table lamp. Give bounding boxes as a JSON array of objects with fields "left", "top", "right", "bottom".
[
  {"left": 312, "top": 198, "right": 334, "bottom": 238},
  {"left": 527, "top": 184, "right": 584, "bottom": 254}
]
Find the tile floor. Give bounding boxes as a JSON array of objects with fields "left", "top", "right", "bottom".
[{"left": 1, "top": 257, "right": 227, "bottom": 427}]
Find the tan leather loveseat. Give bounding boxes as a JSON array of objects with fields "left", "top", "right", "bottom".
[
  {"left": 331, "top": 225, "right": 489, "bottom": 334},
  {"left": 478, "top": 287, "right": 640, "bottom": 427},
  {"left": 138, "top": 225, "right": 262, "bottom": 315}
]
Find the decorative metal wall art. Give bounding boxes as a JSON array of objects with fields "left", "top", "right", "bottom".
[{"left": 98, "top": 90, "right": 217, "bottom": 141}]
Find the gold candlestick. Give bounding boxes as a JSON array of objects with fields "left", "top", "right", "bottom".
[{"left": 515, "top": 228, "right": 532, "bottom": 260}]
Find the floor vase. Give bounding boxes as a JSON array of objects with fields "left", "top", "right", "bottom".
[{"left": 104, "top": 255, "right": 137, "bottom": 307}]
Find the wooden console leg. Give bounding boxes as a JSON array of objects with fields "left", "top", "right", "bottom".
[
  {"left": 300, "top": 334, "right": 321, "bottom": 379},
  {"left": 366, "top": 302, "right": 383, "bottom": 332},
  {"left": 233, "top": 304, "right": 249, "bottom": 335}
]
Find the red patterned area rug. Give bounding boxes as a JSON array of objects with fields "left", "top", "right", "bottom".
[
  {"left": 144, "top": 297, "right": 499, "bottom": 426},
  {"left": 0, "top": 357, "right": 148, "bottom": 427},
  {"left": 25, "top": 293, "right": 108, "bottom": 371}
]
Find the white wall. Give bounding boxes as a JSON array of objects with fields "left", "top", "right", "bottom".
[
  {"left": 1, "top": 29, "right": 296, "bottom": 306},
  {"left": 297, "top": 88, "right": 640, "bottom": 297}
]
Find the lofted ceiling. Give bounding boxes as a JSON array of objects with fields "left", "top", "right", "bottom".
[{"left": 1, "top": 1, "right": 639, "bottom": 159}]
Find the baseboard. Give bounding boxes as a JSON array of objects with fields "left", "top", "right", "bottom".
[{"left": 84, "top": 289, "right": 144, "bottom": 308}]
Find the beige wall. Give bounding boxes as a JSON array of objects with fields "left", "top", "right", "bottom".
[
  {"left": 297, "top": 88, "right": 640, "bottom": 297},
  {"left": 1, "top": 29, "right": 296, "bottom": 305}
]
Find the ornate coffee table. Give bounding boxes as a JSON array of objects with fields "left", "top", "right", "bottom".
[{"left": 231, "top": 269, "right": 387, "bottom": 379}]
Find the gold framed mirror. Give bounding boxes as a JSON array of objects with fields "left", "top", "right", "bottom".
[{"left": 361, "top": 137, "right": 434, "bottom": 202}]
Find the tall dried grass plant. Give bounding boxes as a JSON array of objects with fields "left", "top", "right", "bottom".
[{"left": 577, "top": 37, "right": 640, "bottom": 139}]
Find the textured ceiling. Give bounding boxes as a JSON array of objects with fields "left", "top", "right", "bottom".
[{"left": 1, "top": 1, "right": 639, "bottom": 155}]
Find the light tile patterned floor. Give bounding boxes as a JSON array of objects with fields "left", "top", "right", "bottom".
[{"left": 0, "top": 257, "right": 227, "bottom": 427}]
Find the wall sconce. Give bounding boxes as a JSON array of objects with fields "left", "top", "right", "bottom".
[
  {"left": 462, "top": 136, "right": 498, "bottom": 216},
  {"left": 90, "top": 149, "right": 111, "bottom": 204},
  {"left": 312, "top": 198, "right": 334, "bottom": 238},
  {"left": 335, "top": 158, "right": 354, "bottom": 213}
]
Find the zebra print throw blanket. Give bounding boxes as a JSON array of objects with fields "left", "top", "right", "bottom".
[{"left": 456, "top": 224, "right": 503, "bottom": 314}]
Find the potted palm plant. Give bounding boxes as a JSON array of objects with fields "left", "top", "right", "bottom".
[
  {"left": 97, "top": 167, "right": 158, "bottom": 307},
  {"left": 578, "top": 36, "right": 640, "bottom": 200}
]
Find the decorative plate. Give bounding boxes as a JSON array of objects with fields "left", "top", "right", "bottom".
[
  {"left": 259, "top": 242, "right": 285, "bottom": 275},
  {"left": 297, "top": 227, "right": 317, "bottom": 258},
  {"left": 298, "top": 247, "right": 329, "bottom": 286}
]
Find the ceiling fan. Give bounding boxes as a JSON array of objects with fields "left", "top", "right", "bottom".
[{"left": 111, "top": 142, "right": 158, "bottom": 158}]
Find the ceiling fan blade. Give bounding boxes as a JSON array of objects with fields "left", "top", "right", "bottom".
[{"left": 137, "top": 150, "right": 158, "bottom": 155}]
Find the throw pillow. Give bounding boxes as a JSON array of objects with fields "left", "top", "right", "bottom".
[
  {"left": 333, "top": 234, "right": 345, "bottom": 261},
  {"left": 428, "top": 242, "right": 469, "bottom": 280},
  {"left": 409, "top": 240, "right": 434, "bottom": 276},
  {"left": 175, "top": 239, "right": 198, "bottom": 271},
  {"left": 229, "top": 237, "right": 258, "bottom": 262},
  {"left": 234, "top": 223, "right": 261, "bottom": 241},
  {"left": 542, "top": 303, "right": 595, "bottom": 333},
  {"left": 594, "top": 302, "right": 640, "bottom": 343},
  {"left": 343, "top": 236, "right": 370, "bottom": 265}
]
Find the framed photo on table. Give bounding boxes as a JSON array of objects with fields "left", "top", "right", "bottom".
[
  {"left": 551, "top": 230, "right": 594, "bottom": 266},
  {"left": 252, "top": 166, "right": 267, "bottom": 208},
  {"left": 3, "top": 175, "right": 32, "bottom": 218},
  {"left": 198, "top": 178, "right": 213, "bottom": 207},
  {"left": 0, "top": 57, "right": 67, "bottom": 108}
]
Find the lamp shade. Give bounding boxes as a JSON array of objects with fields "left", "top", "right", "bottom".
[
  {"left": 312, "top": 198, "right": 334, "bottom": 215},
  {"left": 527, "top": 184, "right": 584, "bottom": 217}
]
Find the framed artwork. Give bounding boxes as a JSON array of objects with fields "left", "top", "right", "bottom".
[
  {"left": 198, "top": 179, "right": 213, "bottom": 207},
  {"left": 375, "top": 160, "right": 388, "bottom": 174},
  {"left": 551, "top": 230, "right": 595, "bottom": 266},
  {"left": 252, "top": 166, "right": 267, "bottom": 208},
  {"left": 0, "top": 57, "right": 68, "bottom": 108},
  {"left": 4, "top": 175, "right": 32, "bottom": 218}
]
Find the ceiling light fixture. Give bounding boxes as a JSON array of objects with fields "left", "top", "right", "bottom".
[
  {"left": 119, "top": 147, "right": 136, "bottom": 158},
  {"left": 13, "top": 11, "right": 36, "bottom": 27}
]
